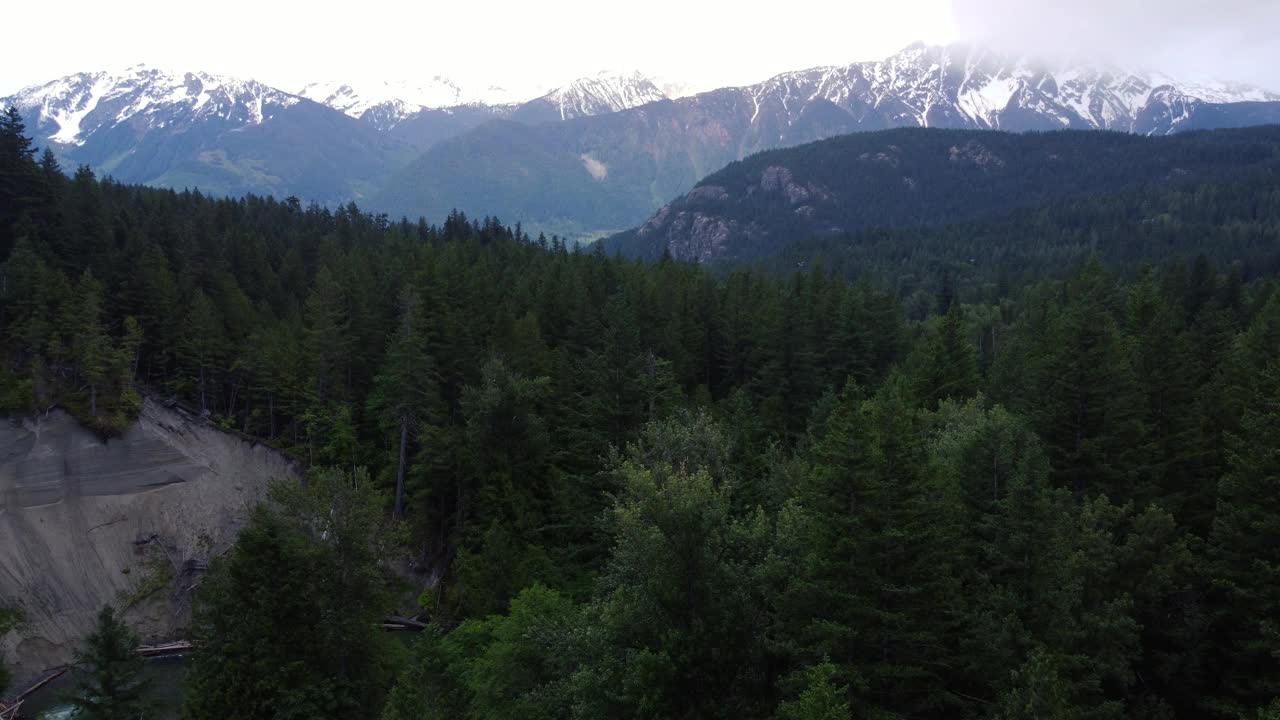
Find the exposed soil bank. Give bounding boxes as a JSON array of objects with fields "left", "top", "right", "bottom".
[{"left": 0, "top": 400, "right": 298, "bottom": 690}]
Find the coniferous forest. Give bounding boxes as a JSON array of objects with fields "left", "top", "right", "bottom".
[{"left": 3, "top": 107, "right": 1280, "bottom": 720}]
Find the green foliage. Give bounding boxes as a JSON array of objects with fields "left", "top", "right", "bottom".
[
  {"left": 777, "top": 663, "right": 850, "bottom": 720},
  {"left": 1205, "top": 360, "right": 1280, "bottom": 715},
  {"left": 996, "top": 649, "right": 1075, "bottom": 720},
  {"left": 381, "top": 586, "right": 576, "bottom": 720},
  {"left": 910, "top": 303, "right": 980, "bottom": 408},
  {"left": 183, "top": 467, "right": 397, "bottom": 720},
  {"left": 775, "top": 374, "right": 965, "bottom": 718},
  {"left": 0, "top": 607, "right": 20, "bottom": 694},
  {"left": 69, "top": 606, "right": 148, "bottom": 720},
  {"left": 572, "top": 460, "right": 772, "bottom": 719},
  {"left": 119, "top": 548, "right": 175, "bottom": 610}
]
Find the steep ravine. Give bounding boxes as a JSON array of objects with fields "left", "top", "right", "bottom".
[{"left": 0, "top": 399, "right": 299, "bottom": 690}]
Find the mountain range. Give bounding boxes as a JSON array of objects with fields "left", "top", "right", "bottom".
[
  {"left": 4, "top": 44, "right": 1280, "bottom": 235},
  {"left": 374, "top": 43, "right": 1280, "bottom": 237},
  {"left": 0, "top": 66, "right": 672, "bottom": 203},
  {"left": 2, "top": 66, "right": 409, "bottom": 203}
]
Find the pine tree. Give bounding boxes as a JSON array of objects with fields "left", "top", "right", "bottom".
[
  {"left": 778, "top": 663, "right": 850, "bottom": 720},
  {"left": 996, "top": 649, "right": 1075, "bottom": 720},
  {"left": 911, "top": 302, "right": 980, "bottom": 409},
  {"left": 1126, "top": 273, "right": 1199, "bottom": 511},
  {"left": 1032, "top": 261, "right": 1147, "bottom": 497},
  {"left": 597, "top": 292, "right": 647, "bottom": 446},
  {"left": 572, "top": 451, "right": 773, "bottom": 719},
  {"left": 71, "top": 270, "right": 112, "bottom": 417},
  {"left": 304, "top": 266, "right": 352, "bottom": 404},
  {"left": 69, "top": 606, "right": 148, "bottom": 720},
  {"left": 777, "top": 375, "right": 963, "bottom": 718},
  {"left": 0, "top": 106, "right": 40, "bottom": 260},
  {"left": 1205, "top": 360, "right": 1280, "bottom": 716},
  {"left": 176, "top": 289, "right": 225, "bottom": 414},
  {"left": 184, "top": 468, "right": 395, "bottom": 720},
  {"left": 368, "top": 286, "right": 443, "bottom": 519}
]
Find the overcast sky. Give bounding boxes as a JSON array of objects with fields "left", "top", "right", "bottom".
[{"left": 3, "top": 0, "right": 1278, "bottom": 97}]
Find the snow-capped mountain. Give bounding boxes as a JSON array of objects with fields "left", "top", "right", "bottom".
[
  {"left": 377, "top": 43, "right": 1280, "bottom": 239},
  {"left": 738, "top": 43, "right": 1280, "bottom": 135},
  {"left": 300, "top": 71, "right": 670, "bottom": 129},
  {"left": 1, "top": 65, "right": 407, "bottom": 204},
  {"left": 296, "top": 77, "right": 540, "bottom": 130},
  {"left": 7, "top": 65, "right": 303, "bottom": 147},
  {"left": 6, "top": 43, "right": 1280, "bottom": 232},
  {"left": 533, "top": 71, "right": 669, "bottom": 120},
  {"left": 297, "top": 79, "right": 461, "bottom": 125}
]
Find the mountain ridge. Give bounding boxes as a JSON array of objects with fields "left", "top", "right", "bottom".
[
  {"left": 2, "top": 64, "right": 413, "bottom": 203},
  {"left": 607, "top": 124, "right": 1280, "bottom": 262}
]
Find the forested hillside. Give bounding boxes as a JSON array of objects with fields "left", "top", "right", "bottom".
[
  {"left": 4, "top": 108, "right": 1280, "bottom": 719},
  {"left": 611, "top": 125, "right": 1280, "bottom": 263}
]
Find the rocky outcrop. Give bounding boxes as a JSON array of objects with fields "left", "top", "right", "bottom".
[
  {"left": 0, "top": 400, "right": 298, "bottom": 687},
  {"left": 630, "top": 165, "right": 836, "bottom": 261}
]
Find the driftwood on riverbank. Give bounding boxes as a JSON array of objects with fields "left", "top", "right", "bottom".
[
  {"left": 1, "top": 639, "right": 188, "bottom": 713},
  {"left": 2, "top": 665, "right": 69, "bottom": 718},
  {"left": 137, "top": 640, "right": 194, "bottom": 658}
]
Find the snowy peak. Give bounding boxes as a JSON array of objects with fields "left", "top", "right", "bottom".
[
  {"left": 297, "top": 77, "right": 469, "bottom": 125},
  {"left": 740, "top": 43, "right": 1280, "bottom": 135},
  {"left": 297, "top": 76, "right": 551, "bottom": 128},
  {"left": 5, "top": 65, "right": 300, "bottom": 146},
  {"left": 537, "top": 71, "right": 668, "bottom": 120}
]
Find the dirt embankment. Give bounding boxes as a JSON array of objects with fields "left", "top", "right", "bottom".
[{"left": 0, "top": 399, "right": 298, "bottom": 689}]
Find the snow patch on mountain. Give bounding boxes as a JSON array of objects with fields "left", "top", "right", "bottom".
[
  {"left": 297, "top": 76, "right": 554, "bottom": 128},
  {"left": 5, "top": 65, "right": 300, "bottom": 145},
  {"left": 298, "top": 77, "right": 470, "bottom": 118},
  {"left": 957, "top": 76, "right": 1019, "bottom": 126},
  {"left": 537, "top": 71, "right": 668, "bottom": 120},
  {"left": 738, "top": 44, "right": 1280, "bottom": 135}
]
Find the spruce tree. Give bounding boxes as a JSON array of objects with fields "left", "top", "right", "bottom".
[
  {"left": 184, "top": 468, "right": 395, "bottom": 720},
  {"left": 1205, "top": 360, "right": 1280, "bottom": 716},
  {"left": 777, "top": 663, "right": 850, "bottom": 720},
  {"left": 778, "top": 375, "right": 963, "bottom": 718},
  {"left": 176, "top": 289, "right": 224, "bottom": 414},
  {"left": 368, "top": 286, "right": 443, "bottom": 519},
  {"left": 1032, "top": 261, "right": 1147, "bottom": 497},
  {"left": 911, "top": 302, "right": 980, "bottom": 409},
  {"left": 0, "top": 106, "right": 39, "bottom": 260},
  {"left": 304, "top": 265, "right": 352, "bottom": 405},
  {"left": 71, "top": 270, "right": 112, "bottom": 417},
  {"left": 69, "top": 606, "right": 148, "bottom": 720}
]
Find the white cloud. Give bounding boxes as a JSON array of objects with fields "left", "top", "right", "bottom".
[
  {"left": 2, "top": 0, "right": 953, "bottom": 96},
  {"left": 951, "top": 0, "right": 1280, "bottom": 89},
  {"left": 3, "top": 0, "right": 1276, "bottom": 97}
]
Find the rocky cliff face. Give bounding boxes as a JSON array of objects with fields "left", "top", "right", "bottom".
[{"left": 0, "top": 400, "right": 298, "bottom": 688}]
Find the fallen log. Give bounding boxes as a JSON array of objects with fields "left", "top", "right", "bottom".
[
  {"left": 137, "top": 640, "right": 193, "bottom": 657},
  {"left": 383, "top": 615, "right": 428, "bottom": 631},
  {"left": 2, "top": 666, "right": 69, "bottom": 716}
]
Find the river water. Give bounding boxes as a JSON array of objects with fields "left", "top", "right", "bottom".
[{"left": 18, "top": 656, "right": 187, "bottom": 719}]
